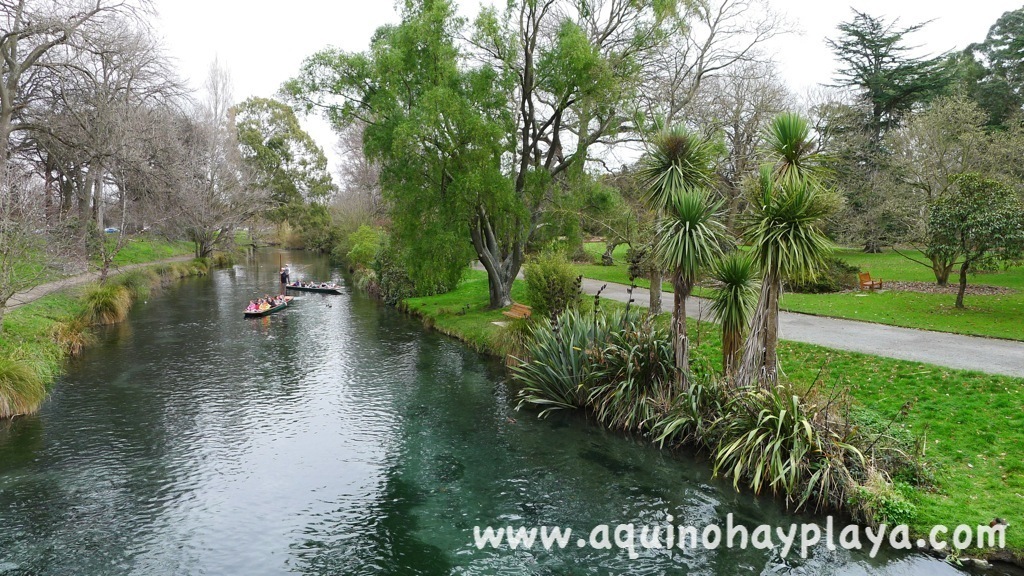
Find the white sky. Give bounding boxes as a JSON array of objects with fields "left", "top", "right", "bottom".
[{"left": 151, "top": 0, "right": 1024, "bottom": 178}]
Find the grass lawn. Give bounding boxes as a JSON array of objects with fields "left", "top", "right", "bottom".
[
  {"left": 403, "top": 269, "right": 1024, "bottom": 556},
  {"left": 578, "top": 242, "right": 1024, "bottom": 341},
  {"left": 107, "top": 236, "right": 194, "bottom": 266}
]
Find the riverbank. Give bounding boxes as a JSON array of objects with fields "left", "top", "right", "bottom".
[
  {"left": 400, "top": 269, "right": 1024, "bottom": 565},
  {"left": 0, "top": 254, "right": 231, "bottom": 418}
]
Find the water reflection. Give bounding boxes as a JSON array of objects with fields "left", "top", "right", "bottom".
[{"left": 0, "top": 250, "right": 1010, "bottom": 575}]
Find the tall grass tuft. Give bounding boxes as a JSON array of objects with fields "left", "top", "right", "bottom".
[
  {"left": 492, "top": 318, "right": 536, "bottom": 367},
  {"left": 82, "top": 283, "right": 132, "bottom": 325},
  {"left": 191, "top": 258, "right": 211, "bottom": 275},
  {"left": 0, "top": 356, "right": 47, "bottom": 418},
  {"left": 51, "top": 316, "right": 96, "bottom": 356},
  {"left": 112, "top": 269, "right": 158, "bottom": 301},
  {"left": 211, "top": 253, "right": 235, "bottom": 268}
]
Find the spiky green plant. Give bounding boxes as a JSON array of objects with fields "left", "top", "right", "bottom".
[
  {"left": 512, "top": 309, "right": 608, "bottom": 416},
  {"left": 736, "top": 141, "right": 835, "bottom": 388},
  {"left": 639, "top": 126, "right": 725, "bottom": 389},
  {"left": 588, "top": 320, "right": 674, "bottom": 432},
  {"left": 764, "top": 112, "right": 822, "bottom": 185},
  {"left": 0, "top": 356, "right": 47, "bottom": 418},
  {"left": 708, "top": 252, "right": 760, "bottom": 377},
  {"left": 81, "top": 283, "right": 133, "bottom": 326},
  {"left": 637, "top": 126, "right": 718, "bottom": 212}
]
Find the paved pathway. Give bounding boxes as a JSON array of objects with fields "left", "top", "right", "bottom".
[
  {"left": 6, "top": 255, "right": 194, "bottom": 311},
  {"left": 579, "top": 277, "right": 1024, "bottom": 378}
]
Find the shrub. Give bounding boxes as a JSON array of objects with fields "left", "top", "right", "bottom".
[
  {"left": 492, "top": 317, "right": 536, "bottom": 367},
  {"left": 523, "top": 251, "right": 582, "bottom": 318},
  {"left": 784, "top": 255, "right": 858, "bottom": 293},
  {"left": 0, "top": 356, "right": 47, "bottom": 418},
  {"left": 849, "top": 472, "right": 918, "bottom": 525},
  {"left": 588, "top": 320, "right": 675, "bottom": 432},
  {"left": 346, "top": 225, "right": 384, "bottom": 270},
  {"left": 82, "top": 283, "right": 132, "bottom": 325},
  {"left": 211, "top": 252, "right": 236, "bottom": 268},
  {"left": 51, "top": 317, "right": 96, "bottom": 357},
  {"left": 112, "top": 270, "right": 158, "bottom": 301},
  {"left": 373, "top": 237, "right": 415, "bottom": 306},
  {"left": 512, "top": 309, "right": 605, "bottom": 416}
]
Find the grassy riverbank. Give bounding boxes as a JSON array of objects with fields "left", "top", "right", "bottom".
[
  {"left": 403, "top": 269, "right": 1024, "bottom": 560},
  {"left": 581, "top": 244, "right": 1024, "bottom": 341},
  {"left": 0, "top": 253, "right": 223, "bottom": 418}
]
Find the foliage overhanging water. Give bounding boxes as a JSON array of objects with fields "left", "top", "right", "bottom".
[{"left": 0, "top": 250, "right": 1000, "bottom": 575}]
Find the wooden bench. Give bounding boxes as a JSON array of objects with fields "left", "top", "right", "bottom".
[
  {"left": 859, "top": 272, "right": 883, "bottom": 291},
  {"left": 502, "top": 303, "right": 532, "bottom": 319}
]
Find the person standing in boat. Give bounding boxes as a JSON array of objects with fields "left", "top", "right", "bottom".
[{"left": 280, "top": 266, "right": 290, "bottom": 284}]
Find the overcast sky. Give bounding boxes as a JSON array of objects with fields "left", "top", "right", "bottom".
[{"left": 150, "top": 0, "right": 1024, "bottom": 176}]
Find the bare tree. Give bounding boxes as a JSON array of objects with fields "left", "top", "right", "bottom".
[
  {"left": 0, "top": 164, "right": 72, "bottom": 331},
  {"left": 166, "top": 61, "right": 266, "bottom": 258},
  {"left": 0, "top": 0, "right": 148, "bottom": 169}
]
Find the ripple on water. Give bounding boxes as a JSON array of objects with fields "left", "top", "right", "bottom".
[{"left": 0, "top": 252, "right": 992, "bottom": 576}]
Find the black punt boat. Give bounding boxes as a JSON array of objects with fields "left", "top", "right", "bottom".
[
  {"left": 244, "top": 296, "right": 293, "bottom": 317},
  {"left": 284, "top": 283, "right": 342, "bottom": 295}
]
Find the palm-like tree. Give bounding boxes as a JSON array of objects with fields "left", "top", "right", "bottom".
[
  {"left": 736, "top": 164, "right": 834, "bottom": 388},
  {"left": 639, "top": 126, "right": 726, "bottom": 388},
  {"left": 709, "top": 251, "right": 759, "bottom": 377}
]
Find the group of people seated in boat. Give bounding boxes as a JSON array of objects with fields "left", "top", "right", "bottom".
[
  {"left": 246, "top": 295, "right": 287, "bottom": 312},
  {"left": 288, "top": 280, "right": 338, "bottom": 289}
]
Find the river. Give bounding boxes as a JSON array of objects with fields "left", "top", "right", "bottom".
[{"left": 0, "top": 250, "right": 998, "bottom": 574}]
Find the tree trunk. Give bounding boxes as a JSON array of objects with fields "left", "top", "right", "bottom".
[
  {"left": 93, "top": 176, "right": 104, "bottom": 234},
  {"left": 671, "top": 272, "right": 691, "bottom": 390},
  {"left": 723, "top": 329, "right": 741, "bottom": 377},
  {"left": 863, "top": 238, "right": 882, "bottom": 253},
  {"left": 735, "top": 270, "right": 781, "bottom": 389},
  {"left": 930, "top": 254, "right": 953, "bottom": 286},
  {"left": 955, "top": 258, "right": 970, "bottom": 309},
  {"left": 763, "top": 277, "right": 780, "bottom": 384},
  {"left": 649, "top": 270, "right": 662, "bottom": 314},
  {"left": 470, "top": 206, "right": 522, "bottom": 310},
  {"left": 601, "top": 242, "right": 617, "bottom": 266}
]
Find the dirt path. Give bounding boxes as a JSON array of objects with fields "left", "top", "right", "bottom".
[{"left": 6, "top": 255, "right": 194, "bottom": 311}]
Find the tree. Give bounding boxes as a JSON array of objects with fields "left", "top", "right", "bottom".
[
  {"left": 736, "top": 114, "right": 834, "bottom": 388},
  {"left": 170, "top": 61, "right": 265, "bottom": 258},
  {"left": 827, "top": 10, "right": 950, "bottom": 146},
  {"left": 290, "top": 0, "right": 679, "bottom": 307},
  {"left": 927, "top": 173, "right": 1024, "bottom": 309},
  {"left": 0, "top": 166, "right": 67, "bottom": 332},
  {"left": 0, "top": 1, "right": 144, "bottom": 173},
  {"left": 684, "top": 59, "right": 790, "bottom": 230},
  {"left": 640, "top": 126, "right": 726, "bottom": 388},
  {"left": 885, "top": 96, "right": 996, "bottom": 284},
  {"left": 957, "top": 7, "right": 1024, "bottom": 127},
  {"left": 233, "top": 96, "right": 335, "bottom": 220},
  {"left": 709, "top": 251, "right": 758, "bottom": 376}
]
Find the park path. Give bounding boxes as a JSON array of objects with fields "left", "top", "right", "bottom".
[
  {"left": 579, "top": 278, "right": 1024, "bottom": 379},
  {"left": 6, "top": 255, "right": 194, "bottom": 312},
  {"left": 473, "top": 263, "right": 1024, "bottom": 378}
]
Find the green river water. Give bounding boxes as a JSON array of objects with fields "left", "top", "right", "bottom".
[{"left": 0, "top": 250, "right": 1002, "bottom": 575}]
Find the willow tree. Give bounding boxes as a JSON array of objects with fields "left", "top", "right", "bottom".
[
  {"left": 736, "top": 114, "right": 835, "bottom": 388},
  {"left": 289, "top": 0, "right": 682, "bottom": 307},
  {"left": 639, "top": 127, "right": 726, "bottom": 388}
]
